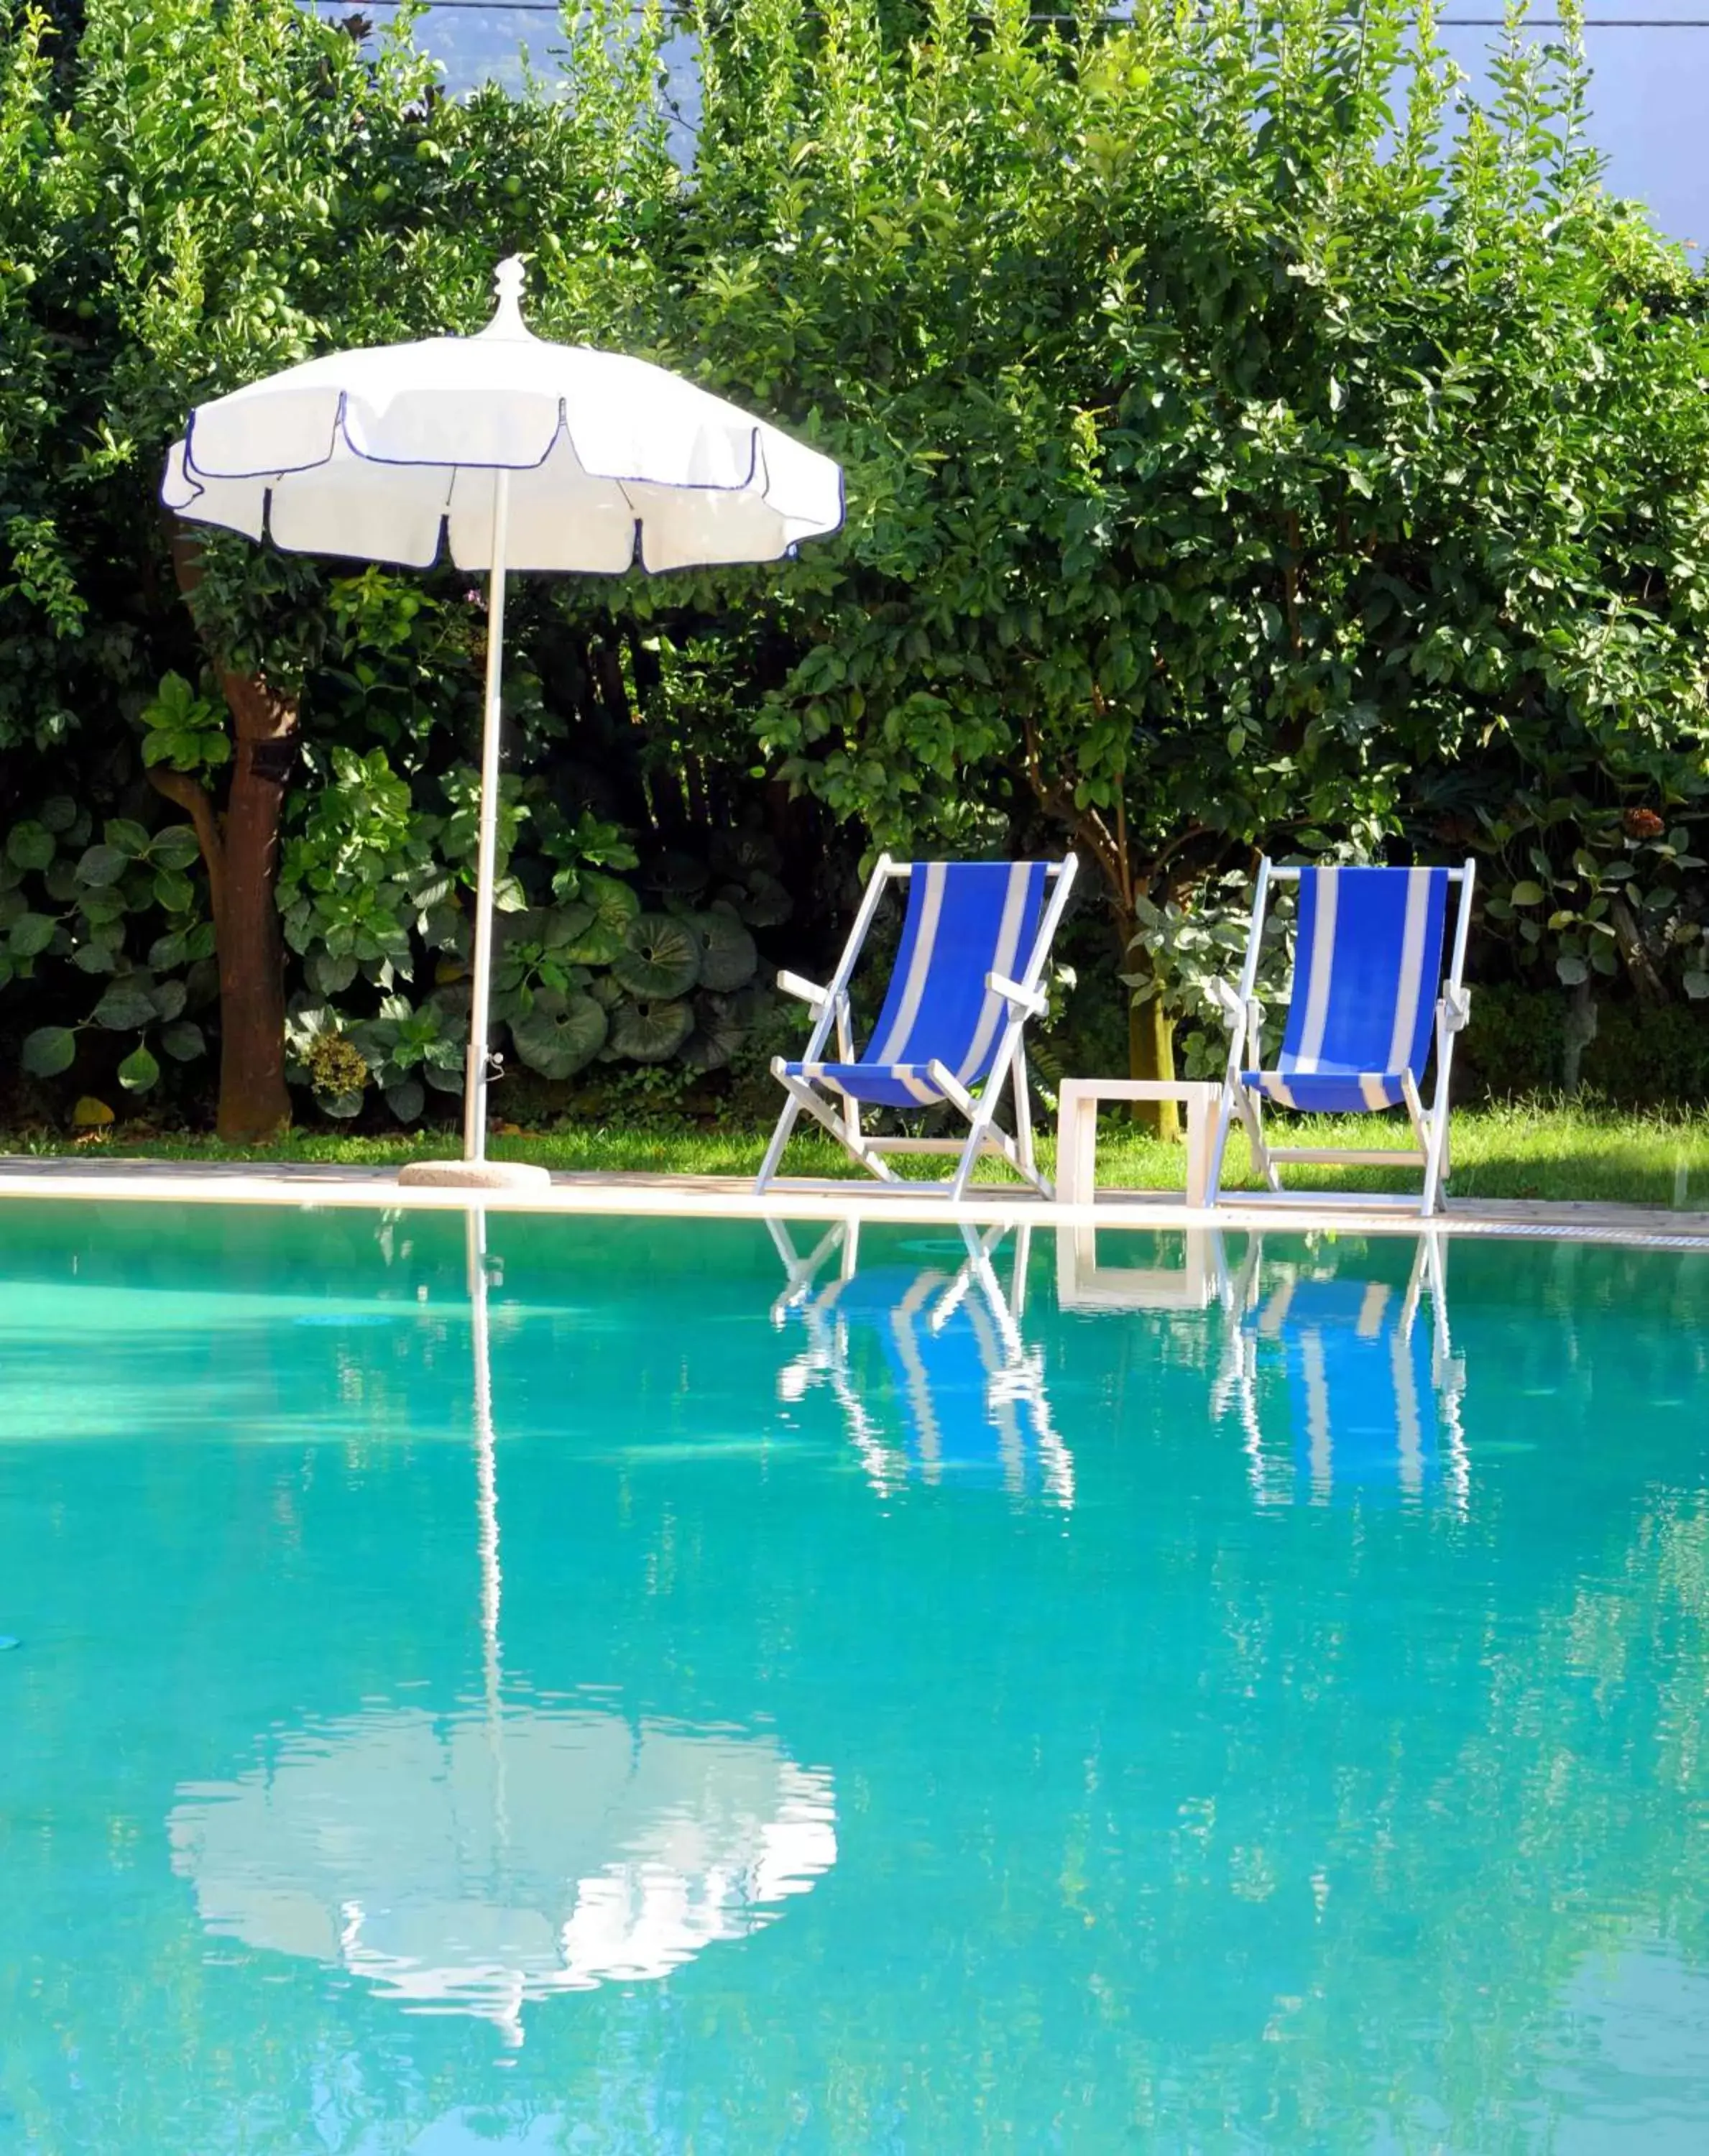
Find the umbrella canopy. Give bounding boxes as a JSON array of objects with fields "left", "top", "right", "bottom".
[
  {"left": 162, "top": 262, "right": 842, "bottom": 575},
  {"left": 168, "top": 1703, "right": 838, "bottom": 2037},
  {"left": 162, "top": 261, "right": 844, "bottom": 1175}
]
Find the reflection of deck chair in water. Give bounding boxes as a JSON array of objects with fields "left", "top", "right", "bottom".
[
  {"left": 756, "top": 856, "right": 1078, "bottom": 1199},
  {"left": 769, "top": 1220, "right": 1073, "bottom": 1506},
  {"left": 1214, "top": 1236, "right": 1468, "bottom": 1509}
]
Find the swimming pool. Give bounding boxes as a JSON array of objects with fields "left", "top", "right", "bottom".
[{"left": 1, "top": 1202, "right": 1706, "bottom": 2153}]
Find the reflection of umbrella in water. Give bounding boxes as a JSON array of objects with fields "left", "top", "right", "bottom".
[
  {"left": 170, "top": 1211, "right": 835, "bottom": 2040},
  {"left": 167, "top": 1703, "right": 837, "bottom": 2032}
]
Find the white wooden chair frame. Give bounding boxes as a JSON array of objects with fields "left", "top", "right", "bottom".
[
  {"left": 1205, "top": 860, "right": 1476, "bottom": 1217},
  {"left": 755, "top": 854, "right": 1079, "bottom": 1201}
]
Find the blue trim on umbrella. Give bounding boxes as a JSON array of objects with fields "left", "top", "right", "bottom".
[
  {"left": 182, "top": 391, "right": 781, "bottom": 499},
  {"left": 166, "top": 389, "right": 847, "bottom": 573}
]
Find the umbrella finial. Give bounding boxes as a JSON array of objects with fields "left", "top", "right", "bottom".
[{"left": 483, "top": 256, "right": 532, "bottom": 341}]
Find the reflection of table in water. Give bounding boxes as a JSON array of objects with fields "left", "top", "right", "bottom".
[
  {"left": 169, "top": 1206, "right": 837, "bottom": 2045},
  {"left": 770, "top": 1219, "right": 1073, "bottom": 1507},
  {"left": 1054, "top": 1221, "right": 1469, "bottom": 1508},
  {"left": 1054, "top": 1225, "right": 1228, "bottom": 1312}
]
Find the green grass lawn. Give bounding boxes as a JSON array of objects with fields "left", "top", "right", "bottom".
[{"left": 4, "top": 1098, "right": 1707, "bottom": 1209}]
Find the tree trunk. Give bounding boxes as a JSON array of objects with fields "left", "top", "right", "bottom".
[
  {"left": 1561, "top": 978, "right": 1598, "bottom": 1097},
  {"left": 1128, "top": 992, "right": 1181, "bottom": 1141},
  {"left": 211, "top": 671, "right": 297, "bottom": 1141},
  {"left": 1116, "top": 911, "right": 1180, "bottom": 1141},
  {"left": 1610, "top": 893, "right": 1667, "bottom": 1003},
  {"left": 168, "top": 526, "right": 297, "bottom": 1143}
]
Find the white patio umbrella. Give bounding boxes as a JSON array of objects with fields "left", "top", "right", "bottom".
[{"left": 162, "top": 258, "right": 844, "bottom": 1184}]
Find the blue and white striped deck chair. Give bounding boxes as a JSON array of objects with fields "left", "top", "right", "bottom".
[
  {"left": 768, "top": 1220, "right": 1073, "bottom": 1507},
  {"left": 1215, "top": 1237, "right": 1468, "bottom": 1511},
  {"left": 1206, "top": 861, "right": 1475, "bottom": 1215},
  {"left": 755, "top": 855, "right": 1079, "bottom": 1199}
]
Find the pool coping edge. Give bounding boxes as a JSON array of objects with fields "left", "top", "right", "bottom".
[{"left": 1, "top": 1160, "right": 1705, "bottom": 1252}]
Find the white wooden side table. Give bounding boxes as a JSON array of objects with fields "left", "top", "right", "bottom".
[{"left": 1054, "top": 1078, "right": 1222, "bottom": 1208}]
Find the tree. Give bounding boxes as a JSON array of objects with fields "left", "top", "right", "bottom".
[
  {"left": 684, "top": 0, "right": 1709, "bottom": 1108},
  {"left": 1, "top": 0, "right": 1705, "bottom": 1137},
  {"left": 1, "top": 0, "right": 691, "bottom": 1135}
]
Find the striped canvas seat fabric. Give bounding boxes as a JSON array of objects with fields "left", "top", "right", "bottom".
[
  {"left": 784, "top": 860, "right": 1049, "bottom": 1109},
  {"left": 1243, "top": 866, "right": 1449, "bottom": 1114}
]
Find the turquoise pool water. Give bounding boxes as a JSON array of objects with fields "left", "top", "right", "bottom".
[{"left": 1, "top": 1202, "right": 1706, "bottom": 2155}]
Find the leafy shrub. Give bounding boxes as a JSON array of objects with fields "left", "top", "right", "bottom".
[
  {"left": 267, "top": 735, "right": 791, "bottom": 1124},
  {"left": 1458, "top": 982, "right": 1709, "bottom": 1105},
  {"left": 1583, "top": 1001, "right": 1709, "bottom": 1106},
  {"left": 4, "top": 798, "right": 214, "bottom": 1112},
  {"left": 1458, "top": 983, "right": 1570, "bottom": 1100},
  {"left": 1125, "top": 872, "right": 1299, "bottom": 1072},
  {"left": 1473, "top": 791, "right": 1708, "bottom": 1001}
]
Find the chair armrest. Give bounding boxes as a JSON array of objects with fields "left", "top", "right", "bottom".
[
  {"left": 987, "top": 970, "right": 1047, "bottom": 1018},
  {"left": 1207, "top": 977, "right": 1240, "bottom": 1021},
  {"left": 777, "top": 969, "right": 829, "bottom": 1008},
  {"left": 1208, "top": 977, "right": 1263, "bottom": 1054},
  {"left": 1443, "top": 985, "right": 1472, "bottom": 1033}
]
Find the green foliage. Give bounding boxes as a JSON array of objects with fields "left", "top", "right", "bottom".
[
  {"left": 1474, "top": 790, "right": 1708, "bottom": 996},
  {"left": 699, "top": 0, "right": 1709, "bottom": 1011},
  {"left": 4, "top": 796, "right": 214, "bottom": 1099},
  {"left": 1, "top": 513, "right": 88, "bottom": 640},
  {"left": 4, "top": 0, "right": 1709, "bottom": 1128},
  {"left": 1586, "top": 998, "right": 1709, "bottom": 1102},
  {"left": 612, "top": 913, "right": 701, "bottom": 1000},
  {"left": 1455, "top": 980, "right": 1709, "bottom": 1104},
  {"left": 508, "top": 987, "right": 609, "bottom": 1084},
  {"left": 1125, "top": 873, "right": 1295, "bottom": 1034},
  {"left": 21, "top": 1025, "right": 75, "bottom": 1077},
  {"left": 1459, "top": 982, "right": 1572, "bottom": 1100},
  {"left": 139, "top": 673, "right": 231, "bottom": 775},
  {"left": 277, "top": 745, "right": 452, "bottom": 995},
  {"left": 267, "top": 736, "right": 775, "bottom": 1118}
]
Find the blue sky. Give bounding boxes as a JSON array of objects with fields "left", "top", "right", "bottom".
[
  {"left": 332, "top": 4, "right": 1709, "bottom": 251},
  {"left": 1437, "top": 5, "right": 1709, "bottom": 249}
]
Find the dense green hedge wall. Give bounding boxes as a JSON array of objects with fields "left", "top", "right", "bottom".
[{"left": 0, "top": 0, "right": 1705, "bottom": 1134}]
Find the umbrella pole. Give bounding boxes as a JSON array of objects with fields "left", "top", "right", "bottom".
[{"left": 463, "top": 469, "right": 512, "bottom": 1163}]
